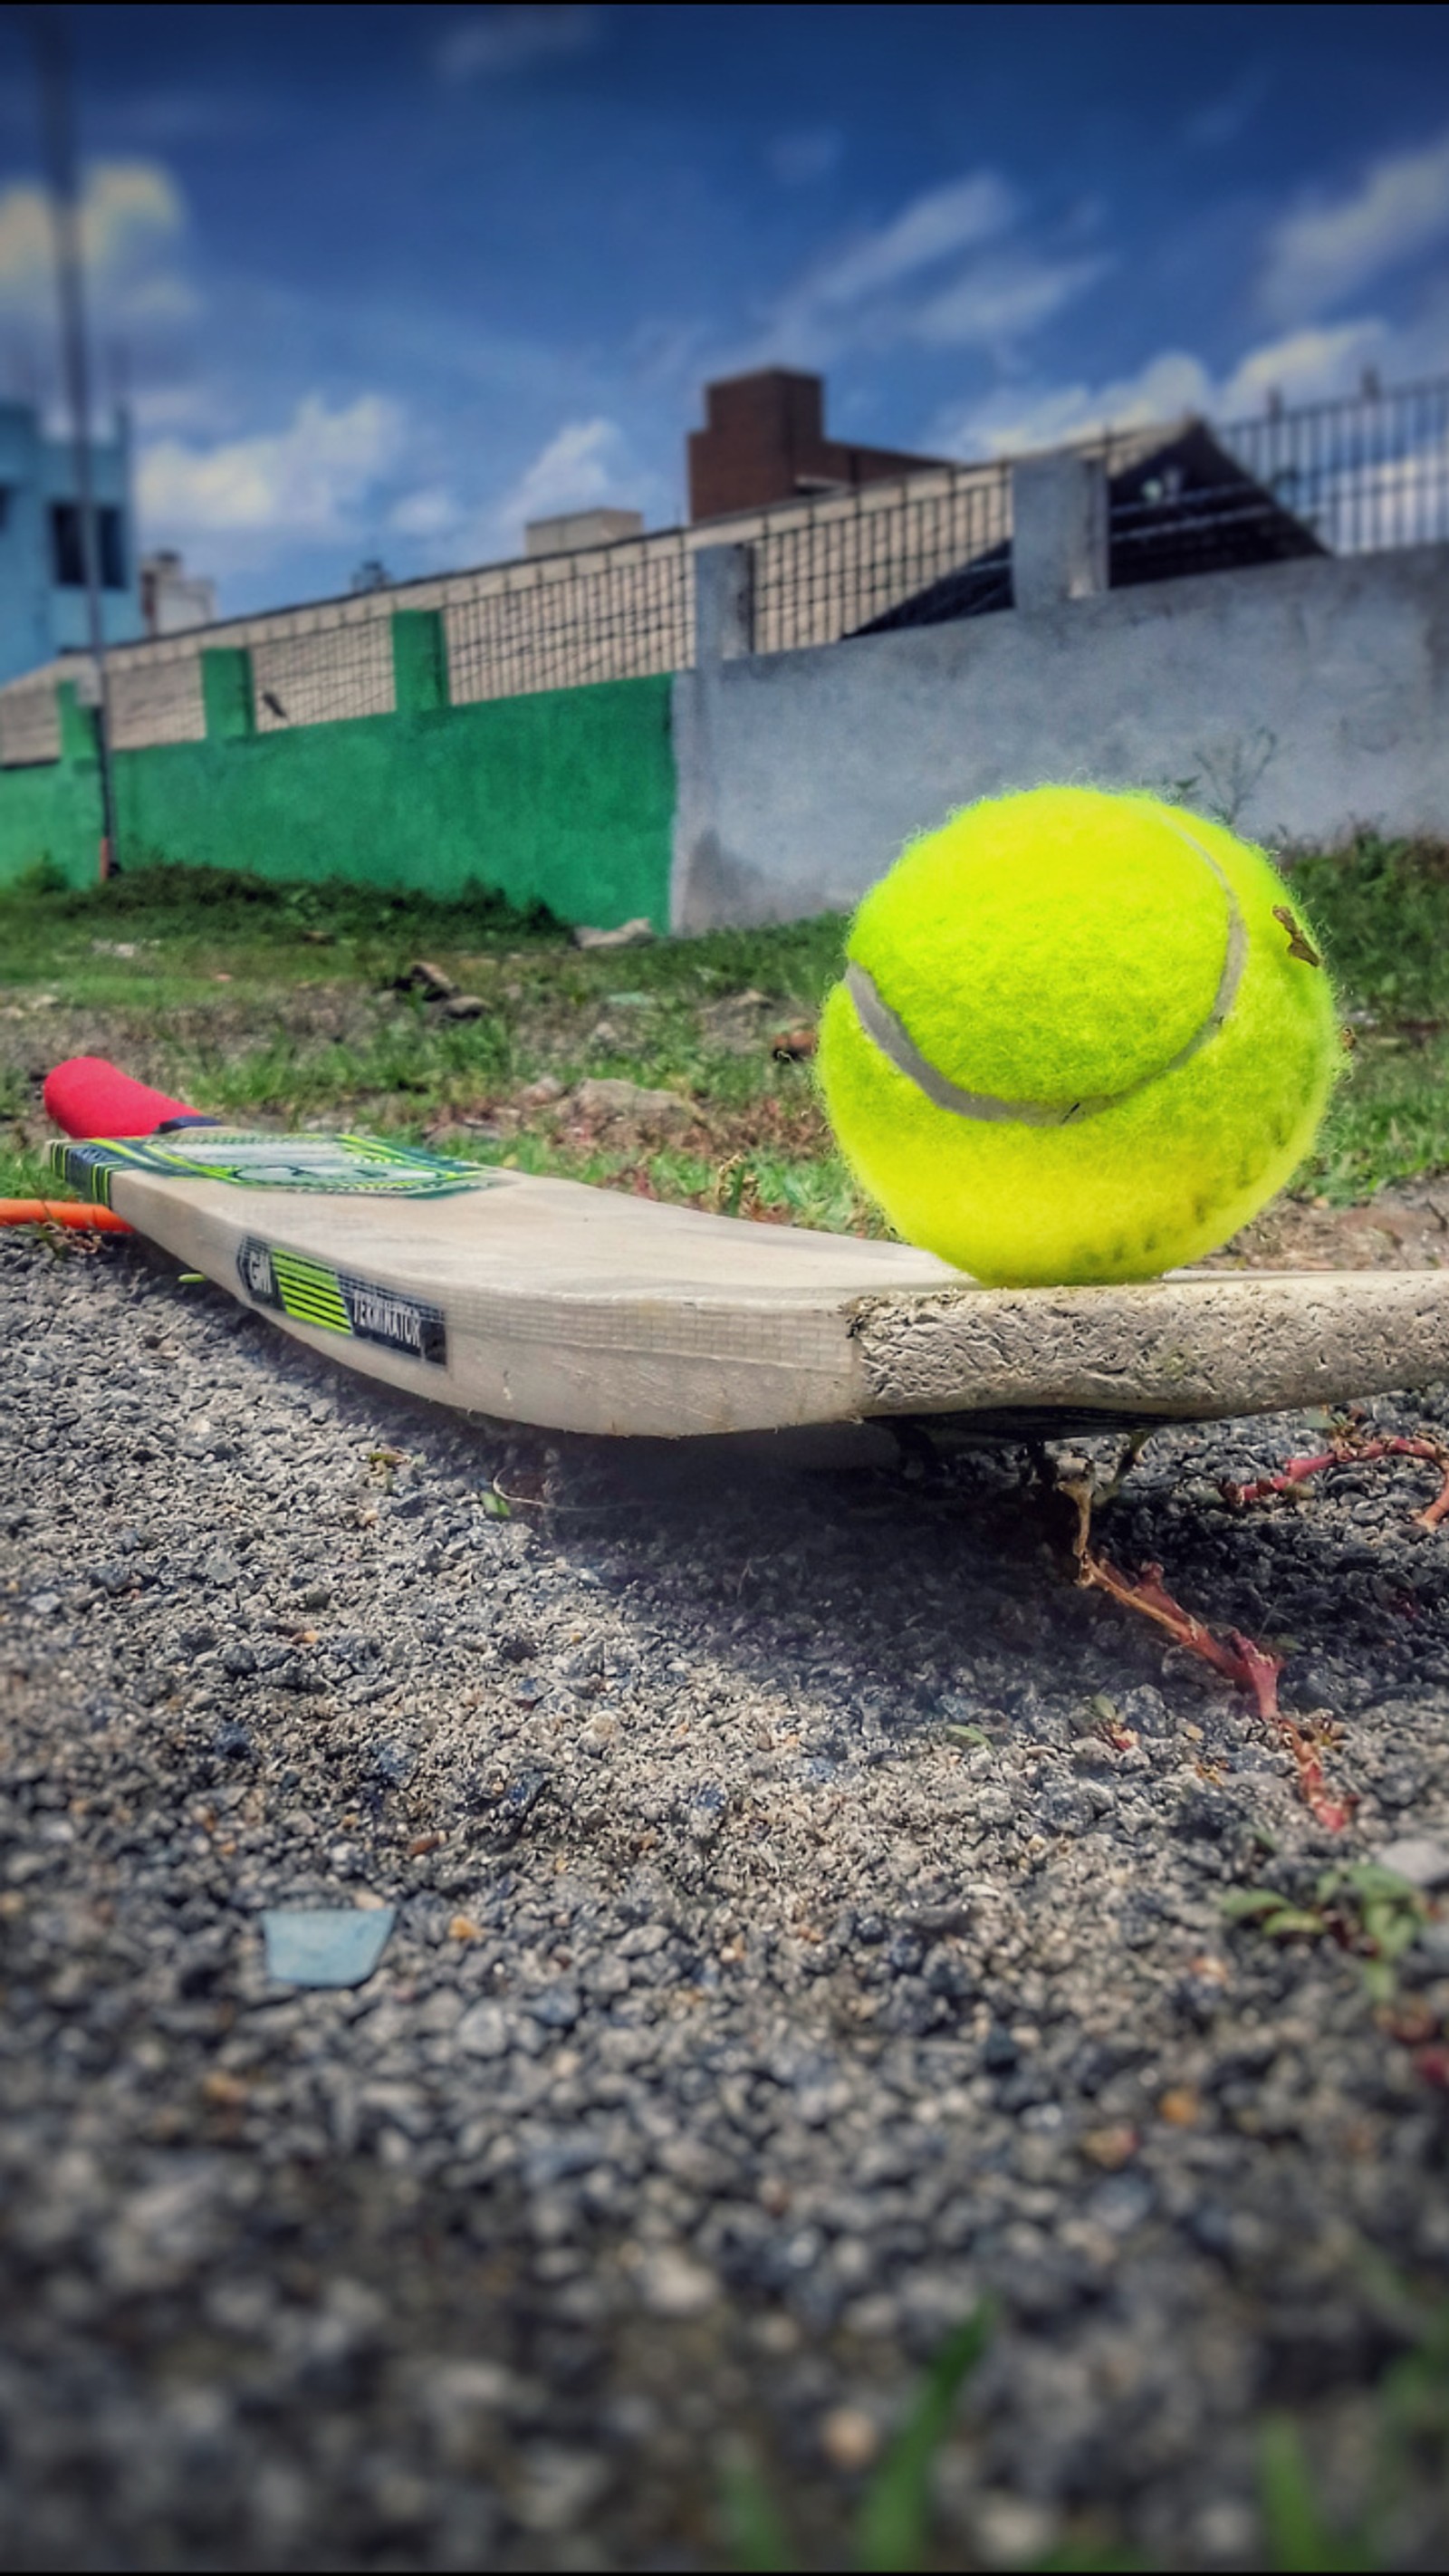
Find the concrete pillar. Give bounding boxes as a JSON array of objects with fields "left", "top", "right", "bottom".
[
  {"left": 1010, "top": 449, "right": 1108, "bottom": 611},
  {"left": 391, "top": 609, "right": 448, "bottom": 713},
  {"left": 693, "top": 543, "right": 753, "bottom": 663},
  {"left": 201, "top": 646, "right": 254, "bottom": 740}
]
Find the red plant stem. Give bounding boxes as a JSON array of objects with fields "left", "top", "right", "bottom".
[
  {"left": 1079, "top": 1551, "right": 1352, "bottom": 1831},
  {"left": 1223, "top": 1437, "right": 1449, "bottom": 1532}
]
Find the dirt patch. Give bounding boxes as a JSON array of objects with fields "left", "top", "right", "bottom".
[{"left": 1208, "top": 1178, "right": 1449, "bottom": 1274}]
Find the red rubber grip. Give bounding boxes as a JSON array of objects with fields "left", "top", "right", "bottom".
[{"left": 43, "top": 1056, "right": 202, "bottom": 1139}]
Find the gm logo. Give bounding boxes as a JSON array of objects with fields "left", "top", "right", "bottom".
[{"left": 236, "top": 1237, "right": 280, "bottom": 1307}]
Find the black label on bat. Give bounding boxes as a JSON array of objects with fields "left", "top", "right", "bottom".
[{"left": 236, "top": 1236, "right": 446, "bottom": 1366}]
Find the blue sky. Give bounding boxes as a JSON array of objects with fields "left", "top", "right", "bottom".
[{"left": 1, "top": 2, "right": 1446, "bottom": 615}]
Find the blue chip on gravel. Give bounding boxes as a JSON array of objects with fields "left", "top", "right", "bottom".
[{"left": 262, "top": 1906, "right": 395, "bottom": 1988}]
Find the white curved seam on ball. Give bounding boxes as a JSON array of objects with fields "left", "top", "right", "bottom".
[{"left": 845, "top": 822, "right": 1248, "bottom": 1127}]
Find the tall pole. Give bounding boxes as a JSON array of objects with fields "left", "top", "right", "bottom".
[{"left": 26, "top": 5, "right": 116, "bottom": 874}]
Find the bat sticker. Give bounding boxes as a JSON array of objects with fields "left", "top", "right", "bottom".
[
  {"left": 237, "top": 1237, "right": 447, "bottom": 1365},
  {"left": 51, "top": 1131, "right": 496, "bottom": 1199}
]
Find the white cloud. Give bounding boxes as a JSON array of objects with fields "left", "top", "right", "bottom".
[
  {"left": 1261, "top": 124, "right": 1449, "bottom": 318},
  {"left": 933, "top": 322, "right": 1387, "bottom": 460},
  {"left": 734, "top": 169, "right": 1101, "bottom": 370},
  {"left": 913, "top": 249, "right": 1108, "bottom": 349},
  {"left": 434, "top": 4, "right": 600, "bottom": 84},
  {"left": 0, "top": 159, "right": 195, "bottom": 321},
  {"left": 803, "top": 173, "right": 1016, "bottom": 313},
  {"left": 389, "top": 485, "right": 463, "bottom": 540},
  {"left": 766, "top": 129, "right": 843, "bottom": 188},
  {"left": 494, "top": 416, "right": 638, "bottom": 542},
  {"left": 1216, "top": 322, "right": 1383, "bottom": 413},
  {"left": 936, "top": 352, "right": 1210, "bottom": 461},
  {"left": 138, "top": 393, "right": 405, "bottom": 538}
]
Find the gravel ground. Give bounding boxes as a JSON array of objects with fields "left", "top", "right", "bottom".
[{"left": 5, "top": 1229, "right": 1449, "bottom": 2572}]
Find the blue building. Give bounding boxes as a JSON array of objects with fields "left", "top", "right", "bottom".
[{"left": 0, "top": 400, "right": 143, "bottom": 684}]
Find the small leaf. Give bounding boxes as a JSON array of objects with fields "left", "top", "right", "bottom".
[
  {"left": 1264, "top": 1908, "right": 1329, "bottom": 1938},
  {"left": 854, "top": 2304, "right": 993, "bottom": 2572},
  {"left": 1344, "top": 1863, "right": 1422, "bottom": 1904},
  {"left": 719, "top": 2447, "right": 798, "bottom": 2574},
  {"left": 481, "top": 1488, "right": 513, "bottom": 1520},
  {"left": 1257, "top": 2416, "right": 1372, "bottom": 2572},
  {"left": 1222, "top": 1889, "right": 1292, "bottom": 1921}
]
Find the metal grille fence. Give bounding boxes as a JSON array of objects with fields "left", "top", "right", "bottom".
[
  {"left": 444, "top": 539, "right": 691, "bottom": 704},
  {"left": 107, "top": 650, "right": 206, "bottom": 750},
  {"left": 1221, "top": 375, "right": 1449, "bottom": 553},
  {"left": 252, "top": 610, "right": 395, "bottom": 732},
  {"left": 748, "top": 462, "right": 1013, "bottom": 647},
  {"left": 1108, "top": 376, "right": 1449, "bottom": 577},
  {"left": 0, "top": 678, "right": 62, "bottom": 766},
  {"left": 3, "top": 373, "right": 1446, "bottom": 764}
]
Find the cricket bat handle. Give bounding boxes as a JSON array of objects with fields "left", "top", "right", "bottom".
[{"left": 43, "top": 1056, "right": 216, "bottom": 1140}]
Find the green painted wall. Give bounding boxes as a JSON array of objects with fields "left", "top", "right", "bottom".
[
  {"left": 0, "top": 639, "right": 677, "bottom": 927},
  {"left": 0, "top": 685, "right": 103, "bottom": 889}
]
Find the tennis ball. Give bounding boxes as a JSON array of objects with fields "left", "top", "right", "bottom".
[{"left": 817, "top": 784, "right": 1339, "bottom": 1287}]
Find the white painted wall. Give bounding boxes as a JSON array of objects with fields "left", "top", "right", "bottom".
[{"left": 670, "top": 543, "right": 1449, "bottom": 930}]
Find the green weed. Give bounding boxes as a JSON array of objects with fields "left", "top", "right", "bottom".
[
  {"left": 724, "top": 2284, "right": 1449, "bottom": 2572},
  {"left": 1221, "top": 1863, "right": 1430, "bottom": 2003},
  {"left": 724, "top": 2306, "right": 994, "bottom": 2574}
]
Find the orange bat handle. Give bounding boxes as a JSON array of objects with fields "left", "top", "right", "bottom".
[{"left": 0, "top": 1199, "right": 133, "bottom": 1233}]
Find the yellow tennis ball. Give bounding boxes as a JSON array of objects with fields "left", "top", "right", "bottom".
[{"left": 817, "top": 784, "right": 1339, "bottom": 1287}]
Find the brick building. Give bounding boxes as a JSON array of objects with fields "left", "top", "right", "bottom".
[{"left": 687, "top": 368, "right": 948, "bottom": 521}]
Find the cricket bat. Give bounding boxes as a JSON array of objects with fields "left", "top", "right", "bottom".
[{"left": 41, "top": 1054, "right": 1449, "bottom": 1440}]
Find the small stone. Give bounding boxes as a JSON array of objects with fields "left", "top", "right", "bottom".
[
  {"left": 635, "top": 2251, "right": 718, "bottom": 2318},
  {"left": 1377, "top": 1836, "right": 1449, "bottom": 1889},
  {"left": 820, "top": 2406, "right": 879, "bottom": 2472},
  {"left": 970, "top": 2493, "right": 1060, "bottom": 2571},
  {"left": 571, "top": 918, "right": 654, "bottom": 950},
  {"left": 262, "top": 1906, "right": 395, "bottom": 1988},
  {"left": 456, "top": 2001, "right": 511, "bottom": 2059},
  {"left": 573, "top": 1077, "right": 691, "bottom": 1132},
  {"left": 1157, "top": 2087, "right": 1201, "bottom": 2127},
  {"left": 1080, "top": 2125, "right": 1138, "bottom": 2170},
  {"left": 525, "top": 1983, "right": 581, "bottom": 2031},
  {"left": 396, "top": 959, "right": 456, "bottom": 999},
  {"left": 1087, "top": 2173, "right": 1154, "bottom": 2235},
  {"left": 202, "top": 2069, "right": 250, "bottom": 2108}
]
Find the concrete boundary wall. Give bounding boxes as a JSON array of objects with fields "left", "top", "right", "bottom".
[{"left": 670, "top": 542, "right": 1449, "bottom": 930}]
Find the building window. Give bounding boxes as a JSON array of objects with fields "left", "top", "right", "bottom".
[{"left": 50, "top": 501, "right": 128, "bottom": 590}]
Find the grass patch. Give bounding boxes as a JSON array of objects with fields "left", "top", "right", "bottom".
[
  {"left": 4, "top": 836, "right": 1449, "bottom": 1218},
  {"left": 724, "top": 2290, "right": 1449, "bottom": 2571}
]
